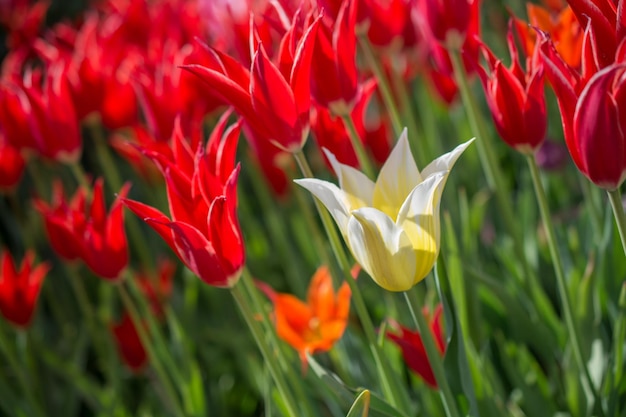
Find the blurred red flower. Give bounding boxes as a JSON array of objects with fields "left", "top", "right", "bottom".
[
  {"left": 0, "top": 250, "right": 50, "bottom": 328},
  {"left": 386, "top": 304, "right": 445, "bottom": 388}
]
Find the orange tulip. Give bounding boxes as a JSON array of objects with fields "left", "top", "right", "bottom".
[
  {"left": 258, "top": 266, "right": 352, "bottom": 365},
  {"left": 516, "top": 3, "right": 583, "bottom": 70}
]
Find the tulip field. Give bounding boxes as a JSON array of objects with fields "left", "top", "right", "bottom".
[{"left": 1, "top": 0, "right": 625, "bottom": 416}]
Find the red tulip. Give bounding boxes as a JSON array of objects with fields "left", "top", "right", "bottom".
[
  {"left": 136, "top": 258, "right": 176, "bottom": 319},
  {"left": 0, "top": 64, "right": 81, "bottom": 163},
  {"left": 540, "top": 17, "right": 626, "bottom": 188},
  {"left": 311, "top": 78, "right": 390, "bottom": 169},
  {"left": 123, "top": 114, "right": 245, "bottom": 288},
  {"left": 418, "top": 0, "right": 479, "bottom": 49},
  {"left": 310, "top": 0, "right": 359, "bottom": 114},
  {"left": 572, "top": 64, "right": 626, "bottom": 189},
  {"left": 361, "top": 0, "right": 417, "bottom": 49},
  {"left": 111, "top": 313, "right": 148, "bottom": 372},
  {"left": 0, "top": 250, "right": 50, "bottom": 328},
  {"left": 35, "top": 179, "right": 130, "bottom": 280},
  {"left": 184, "top": 12, "right": 321, "bottom": 152},
  {"left": 386, "top": 304, "right": 445, "bottom": 388},
  {"left": 475, "top": 21, "right": 547, "bottom": 153},
  {"left": 0, "top": 135, "right": 25, "bottom": 191}
]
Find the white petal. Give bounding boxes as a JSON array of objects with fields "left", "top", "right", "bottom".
[
  {"left": 396, "top": 173, "right": 446, "bottom": 283},
  {"left": 324, "top": 148, "right": 375, "bottom": 209},
  {"left": 294, "top": 178, "right": 351, "bottom": 236},
  {"left": 373, "top": 128, "right": 421, "bottom": 218},
  {"left": 421, "top": 137, "right": 475, "bottom": 180},
  {"left": 347, "top": 207, "right": 417, "bottom": 291}
]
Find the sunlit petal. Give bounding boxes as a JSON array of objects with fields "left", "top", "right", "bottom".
[
  {"left": 373, "top": 128, "right": 421, "bottom": 218},
  {"left": 347, "top": 208, "right": 416, "bottom": 291},
  {"left": 294, "top": 178, "right": 352, "bottom": 235}
]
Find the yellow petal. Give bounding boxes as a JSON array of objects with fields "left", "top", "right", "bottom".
[{"left": 347, "top": 208, "right": 417, "bottom": 291}]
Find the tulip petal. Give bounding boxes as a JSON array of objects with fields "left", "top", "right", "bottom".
[
  {"left": 347, "top": 207, "right": 416, "bottom": 291},
  {"left": 373, "top": 128, "right": 421, "bottom": 219},
  {"left": 396, "top": 173, "right": 447, "bottom": 283},
  {"left": 575, "top": 64, "right": 626, "bottom": 189},
  {"left": 420, "top": 138, "right": 475, "bottom": 181},
  {"left": 324, "top": 148, "right": 374, "bottom": 209},
  {"left": 294, "top": 178, "right": 352, "bottom": 235}
]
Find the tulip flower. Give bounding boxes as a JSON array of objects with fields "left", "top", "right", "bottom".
[
  {"left": 35, "top": 179, "right": 130, "bottom": 280},
  {"left": 418, "top": 0, "right": 480, "bottom": 49},
  {"left": 311, "top": 78, "right": 391, "bottom": 169},
  {"left": 0, "top": 64, "right": 81, "bottom": 163},
  {"left": 386, "top": 304, "right": 445, "bottom": 388},
  {"left": 0, "top": 135, "right": 25, "bottom": 191},
  {"left": 310, "top": 0, "right": 359, "bottom": 114},
  {"left": 257, "top": 265, "right": 351, "bottom": 364},
  {"left": 570, "top": 64, "right": 626, "bottom": 190},
  {"left": 184, "top": 13, "right": 321, "bottom": 152},
  {"left": 296, "top": 129, "right": 473, "bottom": 291},
  {"left": 123, "top": 114, "right": 245, "bottom": 288},
  {"left": 136, "top": 258, "right": 176, "bottom": 319},
  {"left": 0, "top": 250, "right": 50, "bottom": 328},
  {"left": 541, "top": 21, "right": 626, "bottom": 189},
  {"left": 475, "top": 20, "right": 547, "bottom": 154},
  {"left": 111, "top": 314, "right": 148, "bottom": 372},
  {"left": 516, "top": 3, "right": 583, "bottom": 70}
]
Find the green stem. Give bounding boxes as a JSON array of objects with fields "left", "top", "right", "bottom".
[
  {"left": 66, "top": 265, "right": 117, "bottom": 386},
  {"left": 449, "top": 48, "right": 562, "bottom": 336},
  {"left": 244, "top": 156, "right": 308, "bottom": 295},
  {"left": 526, "top": 154, "right": 605, "bottom": 416},
  {"left": 0, "top": 324, "right": 46, "bottom": 417},
  {"left": 403, "top": 292, "right": 461, "bottom": 417},
  {"left": 69, "top": 162, "right": 91, "bottom": 190},
  {"left": 118, "top": 284, "right": 185, "bottom": 417},
  {"left": 579, "top": 177, "right": 604, "bottom": 241},
  {"left": 124, "top": 273, "right": 195, "bottom": 411},
  {"left": 341, "top": 113, "right": 375, "bottom": 178},
  {"left": 231, "top": 282, "right": 300, "bottom": 417},
  {"left": 449, "top": 48, "right": 525, "bottom": 257},
  {"left": 88, "top": 120, "right": 123, "bottom": 195},
  {"left": 607, "top": 188, "right": 626, "bottom": 256},
  {"left": 37, "top": 344, "right": 109, "bottom": 412},
  {"left": 357, "top": 34, "right": 403, "bottom": 136},
  {"left": 240, "top": 268, "right": 315, "bottom": 417},
  {"left": 293, "top": 150, "right": 411, "bottom": 411}
]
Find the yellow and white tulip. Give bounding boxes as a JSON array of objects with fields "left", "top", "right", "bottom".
[{"left": 296, "top": 129, "right": 474, "bottom": 291}]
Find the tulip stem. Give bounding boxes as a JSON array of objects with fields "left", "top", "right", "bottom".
[
  {"left": 240, "top": 268, "right": 316, "bottom": 417},
  {"left": 293, "top": 150, "right": 412, "bottom": 411},
  {"left": 403, "top": 292, "right": 461, "bottom": 417},
  {"left": 357, "top": 34, "right": 403, "bottom": 136},
  {"left": 0, "top": 324, "right": 46, "bottom": 417},
  {"left": 607, "top": 188, "right": 626, "bottom": 256},
  {"left": 124, "top": 273, "right": 201, "bottom": 415},
  {"left": 118, "top": 284, "right": 186, "bottom": 417},
  {"left": 449, "top": 48, "right": 522, "bottom": 251},
  {"left": 526, "top": 154, "right": 605, "bottom": 416},
  {"left": 449, "top": 48, "right": 562, "bottom": 336},
  {"left": 70, "top": 162, "right": 92, "bottom": 190},
  {"left": 341, "top": 113, "right": 375, "bottom": 178},
  {"left": 231, "top": 282, "right": 300, "bottom": 417},
  {"left": 66, "top": 265, "right": 117, "bottom": 386}
]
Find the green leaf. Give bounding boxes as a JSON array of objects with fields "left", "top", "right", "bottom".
[
  {"left": 306, "top": 354, "right": 409, "bottom": 417},
  {"left": 346, "top": 390, "right": 370, "bottom": 417}
]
